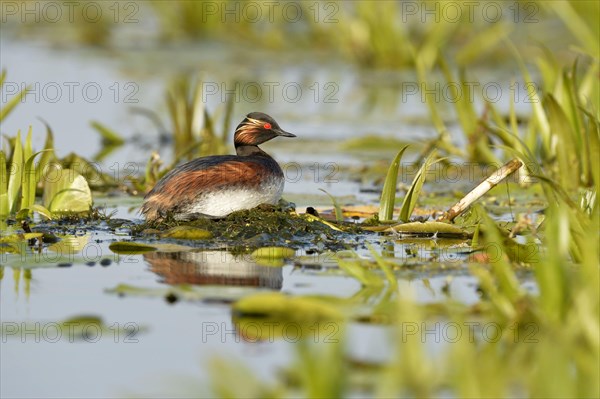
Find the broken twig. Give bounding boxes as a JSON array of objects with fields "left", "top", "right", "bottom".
[{"left": 439, "top": 158, "right": 523, "bottom": 222}]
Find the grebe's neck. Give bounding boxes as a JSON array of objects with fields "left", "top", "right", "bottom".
[{"left": 235, "top": 145, "right": 270, "bottom": 157}]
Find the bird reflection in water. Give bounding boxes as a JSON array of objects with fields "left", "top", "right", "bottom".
[{"left": 144, "top": 250, "right": 283, "bottom": 289}]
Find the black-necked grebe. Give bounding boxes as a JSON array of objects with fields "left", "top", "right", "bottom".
[{"left": 141, "top": 112, "right": 295, "bottom": 221}]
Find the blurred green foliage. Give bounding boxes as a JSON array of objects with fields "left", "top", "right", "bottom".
[{"left": 3, "top": 1, "right": 598, "bottom": 67}]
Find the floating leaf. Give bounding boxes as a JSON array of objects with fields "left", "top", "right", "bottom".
[
  {"left": 364, "top": 221, "right": 469, "bottom": 238},
  {"left": 251, "top": 247, "right": 295, "bottom": 259},
  {"left": 251, "top": 246, "right": 295, "bottom": 267},
  {"left": 161, "top": 226, "right": 213, "bottom": 239},
  {"left": 109, "top": 241, "right": 158, "bottom": 254}
]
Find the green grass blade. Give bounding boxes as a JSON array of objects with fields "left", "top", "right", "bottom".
[
  {"left": 455, "top": 22, "right": 512, "bottom": 66},
  {"left": 545, "top": 94, "right": 578, "bottom": 191},
  {"left": 399, "top": 150, "right": 438, "bottom": 222},
  {"left": 471, "top": 223, "right": 480, "bottom": 248},
  {"left": 506, "top": 40, "right": 551, "bottom": 153},
  {"left": 90, "top": 121, "right": 125, "bottom": 145},
  {"left": 478, "top": 206, "right": 523, "bottom": 303},
  {"left": 536, "top": 205, "right": 571, "bottom": 322},
  {"left": 23, "top": 127, "right": 32, "bottom": 168},
  {"left": 543, "top": 1, "right": 599, "bottom": 57},
  {"left": 221, "top": 83, "right": 235, "bottom": 144},
  {"left": 508, "top": 79, "right": 519, "bottom": 137},
  {"left": 378, "top": 145, "right": 409, "bottom": 222},
  {"left": 413, "top": 51, "right": 446, "bottom": 136},
  {"left": 0, "top": 150, "right": 8, "bottom": 217},
  {"left": 584, "top": 109, "right": 600, "bottom": 191},
  {"left": 7, "top": 130, "right": 23, "bottom": 213},
  {"left": 0, "top": 85, "right": 29, "bottom": 122},
  {"left": 21, "top": 149, "right": 52, "bottom": 212},
  {"left": 19, "top": 127, "right": 33, "bottom": 211},
  {"left": 36, "top": 122, "right": 56, "bottom": 184},
  {"left": 319, "top": 188, "right": 343, "bottom": 222}
]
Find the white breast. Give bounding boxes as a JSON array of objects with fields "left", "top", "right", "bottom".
[{"left": 185, "top": 177, "right": 284, "bottom": 218}]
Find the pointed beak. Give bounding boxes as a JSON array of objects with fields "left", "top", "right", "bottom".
[{"left": 276, "top": 129, "right": 296, "bottom": 138}]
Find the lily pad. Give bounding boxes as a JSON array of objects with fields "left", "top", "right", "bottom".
[
  {"left": 109, "top": 241, "right": 158, "bottom": 254},
  {"left": 161, "top": 226, "right": 213, "bottom": 240},
  {"left": 251, "top": 247, "right": 295, "bottom": 266}
]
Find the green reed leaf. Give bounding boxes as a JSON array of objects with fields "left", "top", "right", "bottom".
[
  {"left": 0, "top": 150, "right": 8, "bottom": 217},
  {"left": 378, "top": 145, "right": 409, "bottom": 222},
  {"left": 7, "top": 130, "right": 23, "bottom": 213},
  {"left": 319, "top": 188, "right": 343, "bottom": 222},
  {"left": 20, "top": 149, "right": 51, "bottom": 213},
  {"left": 90, "top": 121, "right": 125, "bottom": 145},
  {"left": 399, "top": 150, "right": 438, "bottom": 222},
  {"left": 0, "top": 84, "right": 29, "bottom": 122}
]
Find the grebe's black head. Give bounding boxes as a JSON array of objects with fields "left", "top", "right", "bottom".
[{"left": 234, "top": 112, "right": 295, "bottom": 148}]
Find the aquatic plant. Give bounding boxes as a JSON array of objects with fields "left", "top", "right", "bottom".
[
  {"left": 377, "top": 146, "right": 440, "bottom": 223},
  {"left": 0, "top": 69, "right": 28, "bottom": 122},
  {"left": 0, "top": 127, "right": 93, "bottom": 220},
  {"left": 166, "top": 74, "right": 234, "bottom": 161}
]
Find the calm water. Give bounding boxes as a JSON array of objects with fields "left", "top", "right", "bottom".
[{"left": 1, "top": 36, "right": 534, "bottom": 398}]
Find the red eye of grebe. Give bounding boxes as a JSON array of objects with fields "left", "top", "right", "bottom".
[{"left": 264, "top": 123, "right": 271, "bottom": 129}]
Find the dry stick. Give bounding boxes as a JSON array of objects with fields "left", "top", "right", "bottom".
[{"left": 439, "top": 158, "right": 523, "bottom": 222}]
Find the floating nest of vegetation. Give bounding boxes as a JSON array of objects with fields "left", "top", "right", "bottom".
[{"left": 132, "top": 203, "right": 366, "bottom": 253}]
